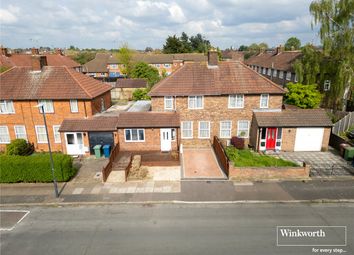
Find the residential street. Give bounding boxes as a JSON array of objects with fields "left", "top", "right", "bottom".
[{"left": 1, "top": 203, "right": 353, "bottom": 255}]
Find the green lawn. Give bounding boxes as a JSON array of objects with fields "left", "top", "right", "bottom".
[{"left": 225, "top": 147, "right": 298, "bottom": 167}]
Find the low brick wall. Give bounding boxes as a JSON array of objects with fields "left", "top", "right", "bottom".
[{"left": 229, "top": 163, "right": 310, "bottom": 181}]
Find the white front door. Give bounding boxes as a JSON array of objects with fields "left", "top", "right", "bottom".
[
  {"left": 65, "top": 132, "right": 85, "bottom": 155},
  {"left": 160, "top": 129, "right": 172, "bottom": 152},
  {"left": 294, "top": 128, "right": 324, "bottom": 151}
]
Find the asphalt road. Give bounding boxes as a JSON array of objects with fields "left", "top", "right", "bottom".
[{"left": 1, "top": 203, "right": 353, "bottom": 255}]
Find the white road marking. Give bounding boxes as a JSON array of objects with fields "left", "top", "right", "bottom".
[{"left": 0, "top": 210, "right": 30, "bottom": 231}]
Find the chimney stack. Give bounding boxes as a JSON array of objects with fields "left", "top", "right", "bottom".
[
  {"left": 31, "top": 48, "right": 39, "bottom": 55},
  {"left": 275, "top": 45, "right": 284, "bottom": 55},
  {"left": 208, "top": 50, "right": 218, "bottom": 67},
  {"left": 31, "top": 55, "right": 47, "bottom": 71},
  {"left": 1, "top": 47, "right": 9, "bottom": 56},
  {"left": 55, "top": 48, "right": 63, "bottom": 55}
]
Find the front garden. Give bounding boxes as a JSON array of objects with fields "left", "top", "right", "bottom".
[{"left": 0, "top": 139, "right": 77, "bottom": 183}]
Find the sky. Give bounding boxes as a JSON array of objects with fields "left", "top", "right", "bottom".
[{"left": 0, "top": 0, "right": 320, "bottom": 50}]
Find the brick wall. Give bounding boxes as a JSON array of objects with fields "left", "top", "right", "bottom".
[
  {"left": 280, "top": 128, "right": 297, "bottom": 151},
  {"left": 151, "top": 95, "right": 283, "bottom": 147},
  {"left": 229, "top": 164, "right": 310, "bottom": 180},
  {"left": 118, "top": 128, "right": 178, "bottom": 151},
  {"left": 0, "top": 95, "right": 111, "bottom": 153},
  {"left": 322, "top": 127, "right": 331, "bottom": 151},
  {"left": 89, "top": 91, "right": 112, "bottom": 115}
]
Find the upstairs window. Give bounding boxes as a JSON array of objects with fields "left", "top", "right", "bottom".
[
  {"left": 262, "top": 68, "right": 266, "bottom": 74},
  {"left": 188, "top": 96, "right": 203, "bottom": 109},
  {"left": 260, "top": 94, "right": 269, "bottom": 108},
  {"left": 286, "top": 72, "right": 291, "bottom": 81},
  {"left": 70, "top": 99, "right": 79, "bottom": 113},
  {"left": 38, "top": 100, "right": 54, "bottom": 113},
  {"left": 324, "top": 80, "right": 331, "bottom": 91},
  {"left": 228, "top": 94, "right": 244, "bottom": 108},
  {"left": 273, "top": 69, "right": 278, "bottom": 77},
  {"left": 0, "top": 100, "right": 15, "bottom": 114},
  {"left": 267, "top": 68, "right": 271, "bottom": 76},
  {"left": 279, "top": 71, "right": 284, "bottom": 79},
  {"left": 164, "top": 96, "right": 174, "bottom": 110}
]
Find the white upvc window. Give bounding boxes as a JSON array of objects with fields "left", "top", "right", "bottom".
[
  {"left": 262, "top": 68, "right": 266, "bottom": 74},
  {"left": 294, "top": 74, "right": 298, "bottom": 82},
  {"left": 198, "top": 121, "right": 210, "bottom": 139},
  {"left": 273, "top": 69, "right": 278, "bottom": 77},
  {"left": 164, "top": 96, "right": 174, "bottom": 110},
  {"left": 220, "top": 121, "right": 232, "bottom": 138},
  {"left": 260, "top": 94, "right": 269, "bottom": 108},
  {"left": 70, "top": 99, "right": 79, "bottom": 113},
  {"left": 14, "top": 125, "right": 27, "bottom": 140},
  {"left": 258, "top": 67, "right": 261, "bottom": 73},
  {"left": 267, "top": 68, "right": 271, "bottom": 76},
  {"left": 125, "top": 129, "right": 145, "bottom": 142},
  {"left": 324, "top": 80, "right": 331, "bottom": 91},
  {"left": 188, "top": 96, "right": 203, "bottom": 109},
  {"left": 237, "top": 120, "right": 250, "bottom": 138},
  {"left": 279, "top": 71, "right": 284, "bottom": 79},
  {"left": 53, "top": 125, "right": 61, "bottom": 143},
  {"left": 0, "top": 126, "right": 10, "bottom": 144},
  {"left": 228, "top": 94, "right": 244, "bottom": 108},
  {"left": 181, "top": 121, "right": 193, "bottom": 139},
  {"left": 35, "top": 125, "right": 48, "bottom": 143},
  {"left": 38, "top": 100, "right": 54, "bottom": 113},
  {"left": 0, "top": 100, "right": 15, "bottom": 114},
  {"left": 286, "top": 72, "right": 291, "bottom": 81},
  {"left": 164, "top": 64, "right": 170, "bottom": 68}
]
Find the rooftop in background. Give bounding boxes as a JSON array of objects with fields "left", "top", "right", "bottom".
[
  {"left": 0, "top": 66, "right": 112, "bottom": 100},
  {"left": 149, "top": 61, "right": 286, "bottom": 97},
  {"left": 221, "top": 50, "right": 244, "bottom": 62},
  {"left": 254, "top": 108, "right": 333, "bottom": 127},
  {"left": 245, "top": 48, "right": 301, "bottom": 72},
  {"left": 0, "top": 48, "right": 80, "bottom": 68},
  {"left": 115, "top": 78, "right": 147, "bottom": 89}
]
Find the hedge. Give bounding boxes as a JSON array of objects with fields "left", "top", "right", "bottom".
[{"left": 0, "top": 153, "right": 77, "bottom": 183}]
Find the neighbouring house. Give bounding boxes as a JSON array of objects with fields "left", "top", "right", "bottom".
[
  {"left": 0, "top": 55, "right": 112, "bottom": 153},
  {"left": 147, "top": 50, "right": 332, "bottom": 152},
  {"left": 221, "top": 50, "right": 244, "bottom": 62},
  {"left": 0, "top": 47, "right": 82, "bottom": 72},
  {"left": 111, "top": 78, "right": 148, "bottom": 101},
  {"left": 244, "top": 46, "right": 301, "bottom": 87},
  {"left": 83, "top": 52, "right": 207, "bottom": 80}
]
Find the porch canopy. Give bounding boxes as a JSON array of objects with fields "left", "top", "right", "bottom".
[{"left": 253, "top": 109, "right": 333, "bottom": 128}]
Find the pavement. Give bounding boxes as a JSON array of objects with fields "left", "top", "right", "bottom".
[{"left": 1, "top": 203, "right": 353, "bottom": 255}]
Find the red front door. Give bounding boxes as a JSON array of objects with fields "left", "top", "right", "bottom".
[{"left": 266, "top": 128, "right": 277, "bottom": 150}]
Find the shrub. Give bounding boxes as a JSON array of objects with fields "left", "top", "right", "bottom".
[
  {"left": 132, "top": 88, "right": 151, "bottom": 101},
  {"left": 6, "top": 139, "right": 34, "bottom": 156},
  {"left": 231, "top": 136, "right": 245, "bottom": 149},
  {"left": 0, "top": 153, "right": 77, "bottom": 183}
]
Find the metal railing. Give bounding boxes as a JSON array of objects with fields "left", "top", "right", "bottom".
[{"left": 332, "top": 112, "right": 354, "bottom": 135}]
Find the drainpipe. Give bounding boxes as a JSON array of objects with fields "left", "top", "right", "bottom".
[{"left": 257, "top": 128, "right": 261, "bottom": 152}]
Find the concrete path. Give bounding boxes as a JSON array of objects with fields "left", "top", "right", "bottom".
[{"left": 182, "top": 148, "right": 225, "bottom": 179}]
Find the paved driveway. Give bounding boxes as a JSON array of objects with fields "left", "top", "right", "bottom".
[
  {"left": 182, "top": 148, "right": 226, "bottom": 179},
  {"left": 273, "top": 149, "right": 354, "bottom": 177}
]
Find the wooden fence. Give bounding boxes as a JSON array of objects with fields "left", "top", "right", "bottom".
[
  {"left": 212, "top": 136, "right": 229, "bottom": 177},
  {"left": 332, "top": 112, "right": 354, "bottom": 135},
  {"left": 102, "top": 143, "right": 120, "bottom": 182},
  {"left": 124, "top": 154, "right": 132, "bottom": 182}
]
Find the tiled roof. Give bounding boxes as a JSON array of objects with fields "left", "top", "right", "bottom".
[
  {"left": 0, "top": 53, "right": 80, "bottom": 68},
  {"left": 59, "top": 117, "right": 118, "bottom": 132},
  {"left": 115, "top": 78, "right": 147, "bottom": 88},
  {"left": 116, "top": 112, "right": 180, "bottom": 128},
  {"left": 0, "top": 66, "right": 112, "bottom": 100},
  {"left": 149, "top": 61, "right": 286, "bottom": 96},
  {"left": 245, "top": 51, "right": 301, "bottom": 72},
  {"left": 254, "top": 109, "right": 333, "bottom": 127},
  {"left": 83, "top": 53, "right": 109, "bottom": 73}
]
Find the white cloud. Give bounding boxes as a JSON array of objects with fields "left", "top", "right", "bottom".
[
  {"left": 168, "top": 3, "right": 186, "bottom": 23},
  {"left": 0, "top": 5, "right": 20, "bottom": 24}
]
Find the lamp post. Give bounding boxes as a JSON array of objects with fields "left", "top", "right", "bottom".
[{"left": 36, "top": 104, "right": 59, "bottom": 198}]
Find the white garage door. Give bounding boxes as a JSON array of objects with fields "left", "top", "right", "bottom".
[{"left": 294, "top": 128, "right": 324, "bottom": 151}]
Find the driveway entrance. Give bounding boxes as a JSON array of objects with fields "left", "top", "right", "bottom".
[{"left": 182, "top": 148, "right": 226, "bottom": 179}]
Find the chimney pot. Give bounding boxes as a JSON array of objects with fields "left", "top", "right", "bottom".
[
  {"left": 208, "top": 50, "right": 218, "bottom": 67},
  {"left": 31, "top": 48, "right": 39, "bottom": 55},
  {"left": 55, "top": 48, "right": 63, "bottom": 55},
  {"left": 31, "top": 55, "right": 47, "bottom": 71},
  {"left": 275, "top": 45, "right": 284, "bottom": 55}
]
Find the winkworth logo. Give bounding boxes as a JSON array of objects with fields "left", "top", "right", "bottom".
[{"left": 276, "top": 226, "right": 346, "bottom": 246}]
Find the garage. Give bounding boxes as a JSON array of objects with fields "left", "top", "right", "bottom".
[
  {"left": 294, "top": 128, "right": 324, "bottom": 151},
  {"left": 88, "top": 132, "right": 114, "bottom": 155}
]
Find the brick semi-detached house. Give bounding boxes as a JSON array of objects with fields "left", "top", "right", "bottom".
[{"left": 0, "top": 55, "right": 112, "bottom": 153}]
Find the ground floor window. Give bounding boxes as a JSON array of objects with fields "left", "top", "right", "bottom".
[
  {"left": 125, "top": 129, "right": 145, "bottom": 142},
  {"left": 237, "top": 121, "right": 249, "bottom": 138},
  {"left": 53, "top": 125, "right": 61, "bottom": 143},
  {"left": 35, "top": 125, "right": 48, "bottom": 143},
  {"left": 0, "top": 126, "right": 10, "bottom": 144},
  {"left": 181, "top": 121, "right": 193, "bottom": 139},
  {"left": 198, "top": 121, "right": 210, "bottom": 139},
  {"left": 220, "top": 121, "right": 232, "bottom": 138},
  {"left": 14, "top": 125, "right": 27, "bottom": 140}
]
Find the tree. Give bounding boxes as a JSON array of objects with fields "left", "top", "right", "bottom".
[
  {"left": 285, "top": 37, "right": 301, "bottom": 50},
  {"left": 189, "top": 33, "right": 211, "bottom": 53},
  {"left": 132, "top": 88, "right": 151, "bottom": 101},
  {"left": 144, "top": 47, "right": 153, "bottom": 52},
  {"left": 180, "top": 32, "right": 192, "bottom": 53},
  {"left": 71, "top": 51, "right": 96, "bottom": 65},
  {"left": 162, "top": 35, "right": 184, "bottom": 54},
  {"left": 293, "top": 44, "right": 322, "bottom": 84},
  {"left": 258, "top": 42, "right": 268, "bottom": 51},
  {"left": 117, "top": 43, "right": 135, "bottom": 77},
  {"left": 238, "top": 45, "right": 249, "bottom": 51},
  {"left": 285, "top": 82, "right": 322, "bottom": 109},
  {"left": 131, "top": 62, "right": 160, "bottom": 88},
  {"left": 310, "top": 0, "right": 354, "bottom": 111}
]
